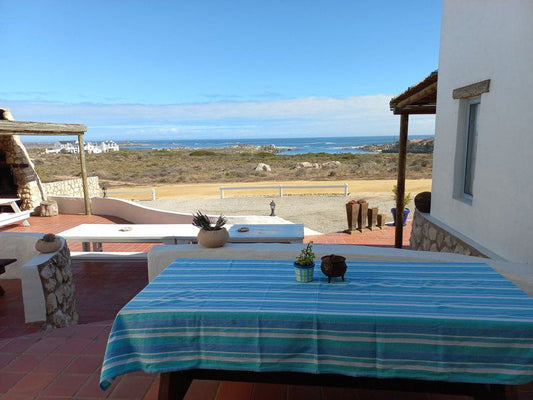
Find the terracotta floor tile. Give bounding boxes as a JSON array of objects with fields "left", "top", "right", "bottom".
[
  {"left": 0, "top": 353, "right": 17, "bottom": 369},
  {"left": 56, "top": 338, "right": 92, "bottom": 355},
  {"left": 65, "top": 355, "right": 102, "bottom": 374},
  {"left": 33, "top": 354, "right": 74, "bottom": 373},
  {"left": 184, "top": 380, "right": 220, "bottom": 400},
  {"left": 216, "top": 381, "right": 253, "bottom": 400},
  {"left": 81, "top": 338, "right": 109, "bottom": 355},
  {"left": 7, "top": 372, "right": 55, "bottom": 396},
  {"left": 2, "top": 337, "right": 40, "bottom": 354},
  {"left": 2, "top": 353, "right": 45, "bottom": 373},
  {"left": 108, "top": 375, "right": 154, "bottom": 399},
  {"left": 75, "top": 371, "right": 113, "bottom": 398},
  {"left": 0, "top": 372, "right": 26, "bottom": 394},
  {"left": 26, "top": 337, "right": 67, "bottom": 354},
  {"left": 251, "top": 383, "right": 287, "bottom": 400},
  {"left": 142, "top": 377, "right": 160, "bottom": 400},
  {"left": 41, "top": 373, "right": 90, "bottom": 397},
  {"left": 287, "top": 385, "right": 321, "bottom": 400},
  {"left": 0, "top": 395, "right": 35, "bottom": 400}
]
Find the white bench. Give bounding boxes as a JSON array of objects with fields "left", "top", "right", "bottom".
[
  {"left": 0, "top": 198, "right": 31, "bottom": 227},
  {"left": 58, "top": 223, "right": 305, "bottom": 252}
]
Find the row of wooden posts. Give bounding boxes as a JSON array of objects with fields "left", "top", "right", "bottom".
[{"left": 345, "top": 201, "right": 386, "bottom": 234}]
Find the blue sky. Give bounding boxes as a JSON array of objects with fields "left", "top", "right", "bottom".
[{"left": 0, "top": 1, "right": 441, "bottom": 141}]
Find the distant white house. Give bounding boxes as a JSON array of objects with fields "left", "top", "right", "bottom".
[
  {"left": 413, "top": 0, "right": 532, "bottom": 264},
  {"left": 101, "top": 140, "right": 120, "bottom": 152},
  {"left": 45, "top": 140, "right": 119, "bottom": 154}
]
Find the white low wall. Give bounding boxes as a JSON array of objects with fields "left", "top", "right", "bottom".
[
  {"left": 0, "top": 232, "right": 66, "bottom": 323},
  {"left": 50, "top": 196, "right": 319, "bottom": 234}
]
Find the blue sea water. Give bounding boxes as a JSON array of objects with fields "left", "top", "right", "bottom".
[{"left": 120, "top": 135, "right": 433, "bottom": 155}]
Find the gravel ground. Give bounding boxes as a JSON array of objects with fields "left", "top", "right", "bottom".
[{"left": 143, "top": 193, "right": 405, "bottom": 234}]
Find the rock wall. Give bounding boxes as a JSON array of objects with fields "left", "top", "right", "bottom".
[
  {"left": 0, "top": 135, "right": 44, "bottom": 210},
  {"left": 37, "top": 244, "right": 78, "bottom": 329},
  {"left": 410, "top": 209, "right": 487, "bottom": 258},
  {"left": 42, "top": 176, "right": 101, "bottom": 198}
]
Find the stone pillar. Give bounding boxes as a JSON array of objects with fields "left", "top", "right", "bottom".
[{"left": 37, "top": 245, "right": 78, "bottom": 329}]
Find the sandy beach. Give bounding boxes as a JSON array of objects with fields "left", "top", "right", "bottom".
[{"left": 130, "top": 179, "right": 432, "bottom": 234}]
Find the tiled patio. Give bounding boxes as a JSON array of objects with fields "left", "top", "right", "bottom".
[
  {"left": 1, "top": 213, "right": 412, "bottom": 250},
  {"left": 6, "top": 214, "right": 531, "bottom": 399}
]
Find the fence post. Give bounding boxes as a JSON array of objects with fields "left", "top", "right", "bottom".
[
  {"left": 220, "top": 188, "right": 225, "bottom": 199},
  {"left": 344, "top": 183, "right": 348, "bottom": 196},
  {"left": 279, "top": 185, "right": 283, "bottom": 197},
  {"left": 151, "top": 188, "right": 156, "bottom": 201}
]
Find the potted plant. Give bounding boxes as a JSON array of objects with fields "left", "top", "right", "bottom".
[
  {"left": 294, "top": 242, "right": 315, "bottom": 283},
  {"left": 35, "top": 233, "right": 62, "bottom": 253},
  {"left": 192, "top": 211, "right": 229, "bottom": 248},
  {"left": 391, "top": 185, "right": 412, "bottom": 226}
]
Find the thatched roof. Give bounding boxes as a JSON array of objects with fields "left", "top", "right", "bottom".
[{"left": 390, "top": 70, "right": 438, "bottom": 115}]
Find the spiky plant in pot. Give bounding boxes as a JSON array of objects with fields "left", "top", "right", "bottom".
[
  {"left": 193, "top": 211, "right": 229, "bottom": 248},
  {"left": 192, "top": 211, "right": 227, "bottom": 231}
]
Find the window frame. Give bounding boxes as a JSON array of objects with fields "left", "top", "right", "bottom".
[{"left": 461, "top": 96, "right": 481, "bottom": 200}]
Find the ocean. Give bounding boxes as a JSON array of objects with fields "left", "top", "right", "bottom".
[{"left": 120, "top": 135, "right": 433, "bottom": 155}]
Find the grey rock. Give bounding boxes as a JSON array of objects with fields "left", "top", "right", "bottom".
[{"left": 46, "top": 293, "right": 58, "bottom": 314}]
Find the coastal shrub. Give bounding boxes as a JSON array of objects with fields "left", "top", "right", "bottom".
[
  {"left": 190, "top": 150, "right": 216, "bottom": 156},
  {"left": 255, "top": 151, "right": 275, "bottom": 158}
]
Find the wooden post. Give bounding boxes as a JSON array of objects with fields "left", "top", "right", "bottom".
[
  {"left": 395, "top": 113, "right": 409, "bottom": 248},
  {"left": 77, "top": 134, "right": 92, "bottom": 215}
]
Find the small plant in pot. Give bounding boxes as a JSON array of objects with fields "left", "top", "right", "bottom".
[
  {"left": 192, "top": 211, "right": 229, "bottom": 248},
  {"left": 35, "top": 233, "right": 62, "bottom": 253},
  {"left": 294, "top": 242, "right": 315, "bottom": 283},
  {"left": 391, "top": 185, "right": 412, "bottom": 226}
]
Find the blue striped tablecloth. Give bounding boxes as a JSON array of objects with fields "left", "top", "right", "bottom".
[{"left": 100, "top": 259, "right": 533, "bottom": 389}]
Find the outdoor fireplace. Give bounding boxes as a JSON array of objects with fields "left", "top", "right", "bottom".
[
  {"left": 0, "top": 134, "right": 43, "bottom": 211},
  {"left": 0, "top": 150, "right": 18, "bottom": 198}
]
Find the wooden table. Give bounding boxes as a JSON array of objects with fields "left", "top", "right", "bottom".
[
  {"left": 0, "top": 258, "right": 17, "bottom": 296},
  {"left": 59, "top": 223, "right": 304, "bottom": 251},
  {"left": 100, "top": 259, "right": 533, "bottom": 399}
]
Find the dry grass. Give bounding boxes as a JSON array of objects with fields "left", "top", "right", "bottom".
[{"left": 29, "top": 148, "right": 432, "bottom": 188}]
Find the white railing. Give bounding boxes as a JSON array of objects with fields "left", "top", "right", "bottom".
[
  {"left": 104, "top": 188, "right": 156, "bottom": 201},
  {"left": 220, "top": 183, "right": 349, "bottom": 199}
]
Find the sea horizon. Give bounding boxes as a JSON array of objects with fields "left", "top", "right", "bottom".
[{"left": 117, "top": 135, "right": 434, "bottom": 155}]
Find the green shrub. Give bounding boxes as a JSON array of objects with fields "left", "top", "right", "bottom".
[{"left": 190, "top": 150, "right": 216, "bottom": 156}]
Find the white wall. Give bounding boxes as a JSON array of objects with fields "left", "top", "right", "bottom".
[{"left": 433, "top": 0, "right": 533, "bottom": 263}]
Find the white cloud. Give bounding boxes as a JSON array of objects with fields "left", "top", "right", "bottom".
[{"left": 1, "top": 96, "right": 435, "bottom": 140}]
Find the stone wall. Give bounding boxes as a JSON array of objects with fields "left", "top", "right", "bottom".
[
  {"left": 410, "top": 209, "right": 487, "bottom": 258},
  {"left": 37, "top": 244, "right": 78, "bottom": 329},
  {"left": 0, "top": 135, "right": 44, "bottom": 210},
  {"left": 42, "top": 176, "right": 101, "bottom": 198}
]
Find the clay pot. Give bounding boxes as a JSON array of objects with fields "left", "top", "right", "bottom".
[
  {"left": 320, "top": 254, "right": 347, "bottom": 283},
  {"left": 35, "top": 238, "right": 62, "bottom": 253},
  {"left": 197, "top": 228, "right": 229, "bottom": 248},
  {"left": 414, "top": 191, "right": 431, "bottom": 213}
]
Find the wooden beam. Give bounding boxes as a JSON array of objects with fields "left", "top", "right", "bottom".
[
  {"left": 395, "top": 114, "right": 409, "bottom": 249},
  {"left": 393, "top": 106, "right": 436, "bottom": 115},
  {"left": 77, "top": 134, "right": 92, "bottom": 215},
  {"left": 452, "top": 79, "right": 490, "bottom": 99},
  {"left": 395, "top": 81, "right": 438, "bottom": 108},
  {"left": 0, "top": 121, "right": 87, "bottom": 135}
]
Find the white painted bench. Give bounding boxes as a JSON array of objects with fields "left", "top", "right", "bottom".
[{"left": 0, "top": 198, "right": 31, "bottom": 227}]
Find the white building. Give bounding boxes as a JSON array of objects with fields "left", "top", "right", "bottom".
[
  {"left": 101, "top": 140, "right": 119, "bottom": 152},
  {"left": 45, "top": 140, "right": 119, "bottom": 154},
  {"left": 405, "top": 0, "right": 533, "bottom": 264}
]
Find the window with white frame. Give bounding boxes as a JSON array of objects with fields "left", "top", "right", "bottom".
[{"left": 463, "top": 97, "right": 480, "bottom": 197}]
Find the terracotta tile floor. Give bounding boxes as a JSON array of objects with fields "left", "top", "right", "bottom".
[
  {"left": 1, "top": 213, "right": 411, "bottom": 249},
  {"left": 8, "top": 214, "right": 532, "bottom": 399}
]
